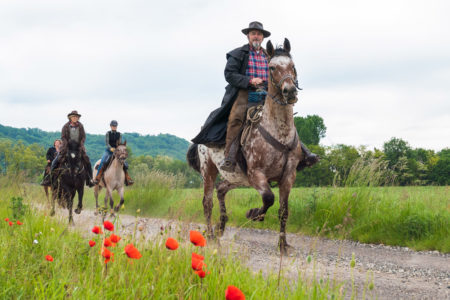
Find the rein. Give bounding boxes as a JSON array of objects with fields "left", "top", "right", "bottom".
[{"left": 267, "top": 57, "right": 301, "bottom": 106}]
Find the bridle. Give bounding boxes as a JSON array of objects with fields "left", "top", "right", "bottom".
[{"left": 267, "top": 56, "right": 301, "bottom": 106}]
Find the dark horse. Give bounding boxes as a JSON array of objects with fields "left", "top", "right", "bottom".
[
  {"left": 188, "top": 39, "right": 302, "bottom": 254},
  {"left": 50, "top": 141, "right": 87, "bottom": 224}
]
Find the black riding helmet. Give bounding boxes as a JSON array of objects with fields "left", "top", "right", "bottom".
[{"left": 110, "top": 120, "right": 118, "bottom": 127}]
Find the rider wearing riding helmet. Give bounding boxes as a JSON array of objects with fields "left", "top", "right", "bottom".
[{"left": 94, "top": 120, "right": 133, "bottom": 186}]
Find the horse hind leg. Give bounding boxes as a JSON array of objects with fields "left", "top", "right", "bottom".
[
  {"left": 215, "top": 180, "right": 236, "bottom": 237},
  {"left": 202, "top": 159, "right": 218, "bottom": 239}
]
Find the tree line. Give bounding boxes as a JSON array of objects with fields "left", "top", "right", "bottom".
[{"left": 0, "top": 116, "right": 448, "bottom": 186}]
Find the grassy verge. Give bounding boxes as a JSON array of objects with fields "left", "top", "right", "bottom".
[
  {"left": 1, "top": 177, "right": 345, "bottom": 299},
  {"left": 9, "top": 173, "right": 450, "bottom": 252}
]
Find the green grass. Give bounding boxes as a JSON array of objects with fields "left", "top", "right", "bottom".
[
  {"left": 1, "top": 177, "right": 345, "bottom": 299},
  {"left": 119, "top": 184, "right": 448, "bottom": 253}
]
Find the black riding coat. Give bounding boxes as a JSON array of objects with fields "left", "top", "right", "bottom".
[
  {"left": 191, "top": 44, "right": 253, "bottom": 145},
  {"left": 46, "top": 147, "right": 58, "bottom": 161}
]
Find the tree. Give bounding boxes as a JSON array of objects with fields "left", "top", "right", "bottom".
[
  {"left": 383, "top": 137, "right": 411, "bottom": 168},
  {"left": 294, "top": 115, "right": 326, "bottom": 145}
]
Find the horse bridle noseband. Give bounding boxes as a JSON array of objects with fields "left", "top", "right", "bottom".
[{"left": 267, "top": 59, "right": 301, "bottom": 106}]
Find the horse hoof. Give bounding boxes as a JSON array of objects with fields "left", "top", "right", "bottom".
[
  {"left": 246, "top": 208, "right": 265, "bottom": 221},
  {"left": 74, "top": 208, "right": 81, "bottom": 214},
  {"left": 50, "top": 210, "right": 55, "bottom": 216}
]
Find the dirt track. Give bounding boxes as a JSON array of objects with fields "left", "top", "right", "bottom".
[{"left": 48, "top": 206, "right": 449, "bottom": 299}]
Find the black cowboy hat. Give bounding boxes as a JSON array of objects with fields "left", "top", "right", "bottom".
[
  {"left": 67, "top": 110, "right": 81, "bottom": 118},
  {"left": 242, "top": 21, "right": 271, "bottom": 38}
]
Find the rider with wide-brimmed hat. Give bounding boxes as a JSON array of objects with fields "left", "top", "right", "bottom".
[
  {"left": 192, "top": 21, "right": 318, "bottom": 172},
  {"left": 50, "top": 110, "right": 95, "bottom": 187},
  {"left": 94, "top": 120, "right": 133, "bottom": 186}
]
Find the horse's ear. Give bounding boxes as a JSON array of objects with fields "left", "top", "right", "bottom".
[
  {"left": 123, "top": 140, "right": 127, "bottom": 146},
  {"left": 283, "top": 38, "right": 291, "bottom": 53},
  {"left": 266, "top": 40, "right": 274, "bottom": 57}
]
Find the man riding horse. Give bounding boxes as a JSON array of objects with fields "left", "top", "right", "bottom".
[
  {"left": 50, "top": 110, "right": 95, "bottom": 187},
  {"left": 192, "top": 21, "right": 319, "bottom": 171},
  {"left": 94, "top": 120, "right": 133, "bottom": 186}
]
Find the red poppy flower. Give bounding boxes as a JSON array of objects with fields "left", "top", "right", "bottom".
[
  {"left": 45, "top": 255, "right": 54, "bottom": 262},
  {"left": 16, "top": 221, "right": 23, "bottom": 225},
  {"left": 189, "top": 230, "right": 206, "bottom": 247},
  {"left": 192, "top": 252, "right": 204, "bottom": 261},
  {"left": 225, "top": 286, "right": 245, "bottom": 300},
  {"left": 5, "top": 218, "right": 9, "bottom": 222},
  {"left": 8, "top": 221, "right": 13, "bottom": 226},
  {"left": 102, "top": 248, "right": 113, "bottom": 263},
  {"left": 92, "top": 226, "right": 103, "bottom": 234},
  {"left": 103, "top": 220, "right": 114, "bottom": 231},
  {"left": 110, "top": 234, "right": 121, "bottom": 244},
  {"left": 89, "top": 240, "right": 96, "bottom": 247},
  {"left": 124, "top": 244, "right": 142, "bottom": 259},
  {"left": 191, "top": 257, "right": 206, "bottom": 271},
  {"left": 165, "top": 238, "right": 179, "bottom": 250},
  {"left": 195, "top": 269, "right": 206, "bottom": 278},
  {"left": 103, "top": 237, "right": 113, "bottom": 247}
]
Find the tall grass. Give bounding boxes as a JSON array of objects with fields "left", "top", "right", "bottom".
[{"left": 0, "top": 186, "right": 344, "bottom": 299}]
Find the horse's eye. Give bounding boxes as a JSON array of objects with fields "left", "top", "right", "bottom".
[{"left": 269, "top": 66, "right": 276, "bottom": 71}]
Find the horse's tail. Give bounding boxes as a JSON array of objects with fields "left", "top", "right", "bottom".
[{"left": 186, "top": 144, "right": 201, "bottom": 173}]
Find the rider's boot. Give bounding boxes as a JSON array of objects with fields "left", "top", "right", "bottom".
[
  {"left": 219, "top": 89, "right": 248, "bottom": 172},
  {"left": 124, "top": 170, "right": 134, "bottom": 186},
  {"left": 296, "top": 142, "right": 320, "bottom": 171},
  {"left": 94, "top": 167, "right": 104, "bottom": 185}
]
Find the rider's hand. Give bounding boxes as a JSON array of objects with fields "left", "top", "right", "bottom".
[
  {"left": 251, "top": 77, "right": 264, "bottom": 86},
  {"left": 110, "top": 147, "right": 115, "bottom": 152},
  {"left": 47, "top": 160, "right": 51, "bottom": 163}
]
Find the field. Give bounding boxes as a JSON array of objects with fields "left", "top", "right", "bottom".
[{"left": 1, "top": 174, "right": 448, "bottom": 299}]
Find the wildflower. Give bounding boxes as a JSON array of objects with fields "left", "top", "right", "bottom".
[
  {"left": 225, "top": 285, "right": 245, "bottom": 300},
  {"left": 195, "top": 269, "right": 206, "bottom": 278},
  {"left": 45, "top": 255, "right": 54, "bottom": 262},
  {"left": 212, "top": 249, "right": 218, "bottom": 255},
  {"left": 110, "top": 234, "right": 121, "bottom": 244},
  {"left": 103, "top": 220, "right": 114, "bottom": 231},
  {"left": 189, "top": 230, "right": 206, "bottom": 247},
  {"left": 124, "top": 244, "right": 142, "bottom": 259},
  {"left": 33, "top": 239, "right": 38, "bottom": 244},
  {"left": 138, "top": 225, "right": 144, "bottom": 231},
  {"left": 165, "top": 238, "right": 179, "bottom": 250},
  {"left": 191, "top": 257, "right": 206, "bottom": 271},
  {"left": 136, "top": 208, "right": 140, "bottom": 213},
  {"left": 103, "top": 237, "right": 113, "bottom": 247},
  {"left": 8, "top": 221, "right": 13, "bottom": 226},
  {"left": 89, "top": 240, "right": 96, "bottom": 247},
  {"left": 92, "top": 226, "right": 103, "bottom": 234},
  {"left": 102, "top": 248, "right": 113, "bottom": 263},
  {"left": 16, "top": 221, "right": 23, "bottom": 225},
  {"left": 5, "top": 218, "right": 9, "bottom": 222},
  {"left": 192, "top": 252, "right": 204, "bottom": 261}
]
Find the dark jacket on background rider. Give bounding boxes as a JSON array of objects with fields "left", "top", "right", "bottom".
[
  {"left": 46, "top": 147, "right": 58, "bottom": 163},
  {"left": 192, "top": 44, "right": 252, "bottom": 145}
]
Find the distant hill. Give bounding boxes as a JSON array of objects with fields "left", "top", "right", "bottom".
[{"left": 0, "top": 124, "right": 190, "bottom": 161}]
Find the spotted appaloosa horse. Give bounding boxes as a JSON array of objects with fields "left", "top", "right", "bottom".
[
  {"left": 93, "top": 142, "right": 128, "bottom": 217},
  {"left": 187, "top": 39, "right": 302, "bottom": 254}
]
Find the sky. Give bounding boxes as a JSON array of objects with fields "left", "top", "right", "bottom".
[{"left": 0, "top": 0, "right": 449, "bottom": 151}]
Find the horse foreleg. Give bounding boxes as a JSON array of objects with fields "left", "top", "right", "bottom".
[
  {"left": 247, "top": 170, "right": 274, "bottom": 221},
  {"left": 278, "top": 169, "right": 297, "bottom": 255},
  {"left": 114, "top": 187, "right": 124, "bottom": 212},
  {"left": 215, "top": 180, "right": 236, "bottom": 237},
  {"left": 74, "top": 186, "right": 83, "bottom": 214},
  {"left": 68, "top": 191, "right": 75, "bottom": 225},
  {"left": 50, "top": 187, "right": 56, "bottom": 216},
  {"left": 202, "top": 160, "right": 218, "bottom": 239},
  {"left": 94, "top": 185, "right": 99, "bottom": 215}
]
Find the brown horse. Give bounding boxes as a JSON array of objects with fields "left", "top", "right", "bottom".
[
  {"left": 187, "top": 39, "right": 302, "bottom": 254},
  {"left": 93, "top": 142, "right": 128, "bottom": 217}
]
